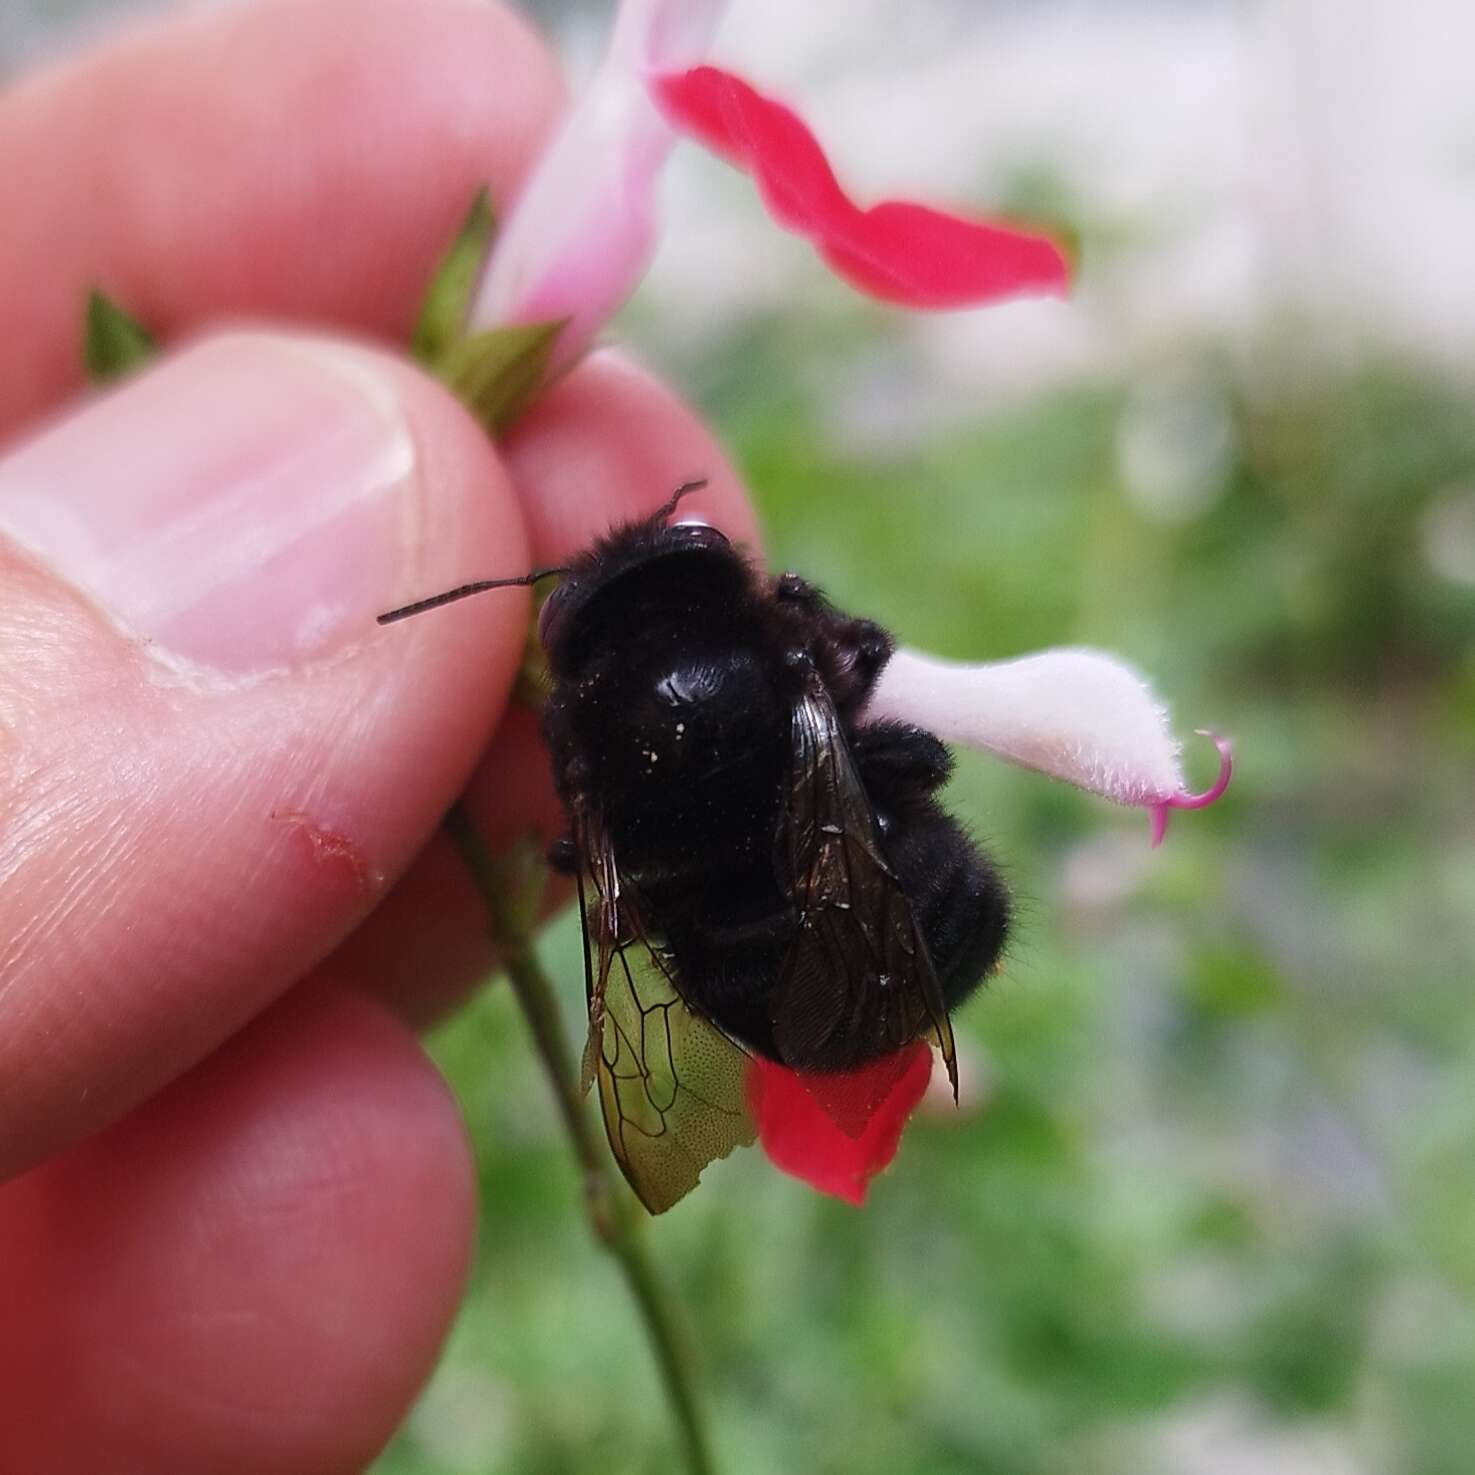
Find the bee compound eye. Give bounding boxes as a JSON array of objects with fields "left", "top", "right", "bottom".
[
  {"left": 670, "top": 518, "right": 730, "bottom": 548},
  {"left": 537, "top": 580, "right": 572, "bottom": 650}
]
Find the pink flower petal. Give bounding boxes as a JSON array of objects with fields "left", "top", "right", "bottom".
[
  {"left": 470, "top": 0, "right": 732, "bottom": 370},
  {"left": 818, "top": 200, "right": 1074, "bottom": 309},
  {"left": 650, "top": 64, "right": 851, "bottom": 227},
  {"left": 650, "top": 66, "right": 1070, "bottom": 309},
  {"left": 870, "top": 647, "right": 1231, "bottom": 839},
  {"left": 747, "top": 1044, "right": 933, "bottom": 1206}
]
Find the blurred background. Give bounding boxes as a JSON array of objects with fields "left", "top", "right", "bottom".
[{"left": 10, "top": 1, "right": 1475, "bottom": 1471}]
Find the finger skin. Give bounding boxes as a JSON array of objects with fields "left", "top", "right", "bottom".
[
  {"left": 329, "top": 704, "right": 565, "bottom": 1030},
  {"left": 0, "top": 0, "right": 566, "bottom": 1166},
  {"left": 499, "top": 349, "right": 763, "bottom": 562},
  {"left": 0, "top": 335, "right": 528, "bottom": 1182},
  {"left": 0, "top": 0, "right": 567, "bottom": 438},
  {"left": 340, "top": 351, "right": 765, "bottom": 1021},
  {"left": 0, "top": 3, "right": 767, "bottom": 1054},
  {"left": 0, "top": 983, "right": 475, "bottom": 1475}
]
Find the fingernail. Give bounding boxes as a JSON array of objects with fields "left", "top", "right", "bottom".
[{"left": 0, "top": 332, "right": 420, "bottom": 677}]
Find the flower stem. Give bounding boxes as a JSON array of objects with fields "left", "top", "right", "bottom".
[{"left": 442, "top": 804, "right": 718, "bottom": 1475}]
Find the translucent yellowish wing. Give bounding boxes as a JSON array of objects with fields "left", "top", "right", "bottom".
[{"left": 576, "top": 815, "right": 755, "bottom": 1214}]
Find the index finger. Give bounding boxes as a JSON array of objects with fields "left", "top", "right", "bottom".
[{"left": 0, "top": 0, "right": 567, "bottom": 439}]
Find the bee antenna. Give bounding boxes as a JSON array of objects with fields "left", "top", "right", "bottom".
[
  {"left": 376, "top": 566, "right": 569, "bottom": 625},
  {"left": 653, "top": 477, "right": 709, "bottom": 523}
]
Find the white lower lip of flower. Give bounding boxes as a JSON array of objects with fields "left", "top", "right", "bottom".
[{"left": 868, "top": 645, "right": 1189, "bottom": 806}]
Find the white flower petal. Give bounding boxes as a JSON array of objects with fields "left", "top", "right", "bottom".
[
  {"left": 470, "top": 0, "right": 731, "bottom": 372},
  {"left": 868, "top": 645, "right": 1189, "bottom": 806}
]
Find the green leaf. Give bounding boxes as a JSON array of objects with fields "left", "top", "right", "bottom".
[
  {"left": 83, "top": 290, "right": 157, "bottom": 383},
  {"left": 411, "top": 187, "right": 497, "bottom": 367},
  {"left": 440, "top": 319, "right": 566, "bottom": 436}
]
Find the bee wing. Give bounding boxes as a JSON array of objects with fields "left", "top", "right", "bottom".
[
  {"left": 771, "top": 675, "right": 959, "bottom": 1104},
  {"left": 575, "top": 812, "right": 756, "bottom": 1215},
  {"left": 575, "top": 809, "right": 621, "bottom": 1098}
]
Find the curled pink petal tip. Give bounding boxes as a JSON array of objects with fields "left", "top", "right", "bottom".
[
  {"left": 1171, "top": 730, "right": 1234, "bottom": 809},
  {"left": 1148, "top": 804, "right": 1171, "bottom": 849},
  {"left": 1147, "top": 731, "right": 1232, "bottom": 848}
]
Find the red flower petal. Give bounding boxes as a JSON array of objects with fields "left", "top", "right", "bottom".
[
  {"left": 650, "top": 66, "right": 1071, "bottom": 309},
  {"left": 747, "top": 1043, "right": 934, "bottom": 1206}
]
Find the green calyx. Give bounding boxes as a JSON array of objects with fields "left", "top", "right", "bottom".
[
  {"left": 412, "top": 186, "right": 566, "bottom": 435},
  {"left": 80, "top": 187, "right": 564, "bottom": 434},
  {"left": 83, "top": 290, "right": 157, "bottom": 383}
]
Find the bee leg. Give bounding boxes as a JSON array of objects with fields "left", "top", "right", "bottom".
[
  {"left": 774, "top": 573, "right": 894, "bottom": 712},
  {"left": 774, "top": 571, "right": 823, "bottom": 605},
  {"left": 841, "top": 617, "right": 893, "bottom": 700},
  {"left": 547, "top": 833, "right": 580, "bottom": 874},
  {"left": 851, "top": 721, "right": 953, "bottom": 796}
]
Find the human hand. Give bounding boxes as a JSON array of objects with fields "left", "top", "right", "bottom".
[{"left": 0, "top": 2, "right": 758, "bottom": 1468}]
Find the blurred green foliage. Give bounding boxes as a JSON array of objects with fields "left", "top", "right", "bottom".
[{"left": 376, "top": 333, "right": 1475, "bottom": 1474}]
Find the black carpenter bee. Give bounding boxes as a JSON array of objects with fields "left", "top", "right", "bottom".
[{"left": 380, "top": 481, "right": 1008, "bottom": 1211}]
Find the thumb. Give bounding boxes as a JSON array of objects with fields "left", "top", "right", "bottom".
[{"left": 0, "top": 331, "right": 526, "bottom": 1181}]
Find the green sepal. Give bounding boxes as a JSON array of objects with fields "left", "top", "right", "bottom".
[
  {"left": 411, "top": 188, "right": 497, "bottom": 367},
  {"left": 439, "top": 319, "right": 566, "bottom": 436},
  {"left": 83, "top": 290, "right": 157, "bottom": 383}
]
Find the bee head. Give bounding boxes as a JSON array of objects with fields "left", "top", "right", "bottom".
[
  {"left": 537, "top": 504, "right": 739, "bottom": 666},
  {"left": 376, "top": 480, "right": 740, "bottom": 657}
]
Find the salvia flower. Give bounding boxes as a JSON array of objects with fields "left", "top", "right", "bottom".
[
  {"left": 469, "top": 0, "right": 1228, "bottom": 1206},
  {"left": 472, "top": 0, "right": 1069, "bottom": 372},
  {"left": 765, "top": 650, "right": 1230, "bottom": 1203},
  {"left": 870, "top": 647, "right": 1233, "bottom": 847}
]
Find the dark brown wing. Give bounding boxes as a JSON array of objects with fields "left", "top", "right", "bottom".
[
  {"left": 771, "top": 674, "right": 959, "bottom": 1099},
  {"left": 575, "top": 811, "right": 755, "bottom": 1214}
]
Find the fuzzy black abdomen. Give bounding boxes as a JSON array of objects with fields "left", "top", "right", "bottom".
[{"left": 880, "top": 803, "right": 1008, "bottom": 1012}]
